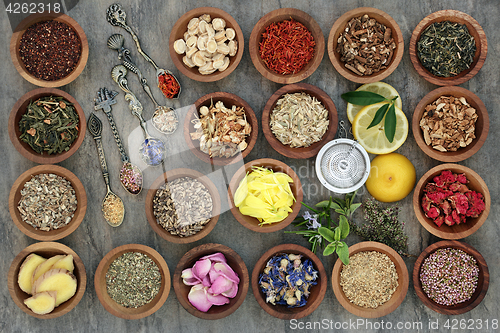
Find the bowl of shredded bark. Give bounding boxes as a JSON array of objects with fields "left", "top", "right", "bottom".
[
  {"left": 10, "top": 12, "right": 88, "bottom": 87},
  {"left": 412, "top": 86, "right": 489, "bottom": 162},
  {"left": 328, "top": 7, "right": 404, "bottom": 84},
  {"left": 409, "top": 10, "right": 487, "bottom": 86},
  {"left": 413, "top": 240, "right": 489, "bottom": 315},
  {"left": 94, "top": 244, "right": 171, "bottom": 320},
  {"left": 413, "top": 163, "right": 490, "bottom": 240},
  {"left": 145, "top": 168, "right": 221, "bottom": 244},
  {"left": 8, "top": 88, "right": 86, "bottom": 164},
  {"left": 261, "top": 83, "right": 338, "bottom": 159},
  {"left": 9, "top": 164, "right": 87, "bottom": 241},
  {"left": 331, "top": 241, "right": 409, "bottom": 318}
]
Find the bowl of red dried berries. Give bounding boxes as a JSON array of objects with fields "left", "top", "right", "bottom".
[
  {"left": 10, "top": 12, "right": 89, "bottom": 87},
  {"left": 413, "top": 164, "right": 490, "bottom": 240},
  {"left": 413, "top": 240, "right": 489, "bottom": 314},
  {"left": 412, "top": 86, "right": 489, "bottom": 162},
  {"left": 249, "top": 8, "right": 325, "bottom": 84},
  {"left": 328, "top": 7, "right": 404, "bottom": 84}
]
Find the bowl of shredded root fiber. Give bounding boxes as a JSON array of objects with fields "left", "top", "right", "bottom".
[{"left": 331, "top": 241, "right": 409, "bottom": 318}]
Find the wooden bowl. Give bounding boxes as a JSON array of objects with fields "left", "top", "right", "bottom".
[
  {"left": 331, "top": 241, "right": 409, "bottom": 318},
  {"left": 251, "top": 244, "right": 327, "bottom": 319},
  {"left": 249, "top": 8, "right": 325, "bottom": 84},
  {"left": 183, "top": 92, "right": 258, "bottom": 165},
  {"left": 8, "top": 241, "right": 86, "bottom": 319},
  {"left": 262, "top": 83, "right": 338, "bottom": 159},
  {"left": 413, "top": 164, "right": 490, "bottom": 239},
  {"left": 145, "top": 168, "right": 221, "bottom": 244},
  {"left": 413, "top": 240, "right": 489, "bottom": 314},
  {"left": 412, "top": 86, "right": 489, "bottom": 162},
  {"left": 173, "top": 243, "right": 249, "bottom": 320},
  {"left": 169, "top": 7, "right": 244, "bottom": 82},
  {"left": 8, "top": 88, "right": 86, "bottom": 164},
  {"left": 10, "top": 12, "right": 88, "bottom": 87},
  {"left": 409, "top": 10, "right": 487, "bottom": 86},
  {"left": 94, "top": 244, "right": 170, "bottom": 320},
  {"left": 228, "top": 158, "right": 303, "bottom": 233},
  {"left": 328, "top": 7, "right": 404, "bottom": 84},
  {"left": 9, "top": 164, "right": 87, "bottom": 241}
]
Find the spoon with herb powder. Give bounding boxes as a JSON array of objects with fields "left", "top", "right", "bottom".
[{"left": 88, "top": 112, "right": 124, "bottom": 227}]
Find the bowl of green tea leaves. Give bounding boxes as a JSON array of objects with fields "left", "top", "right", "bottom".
[
  {"left": 9, "top": 88, "right": 86, "bottom": 164},
  {"left": 409, "top": 10, "right": 487, "bottom": 86}
]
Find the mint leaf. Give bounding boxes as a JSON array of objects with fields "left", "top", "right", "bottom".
[
  {"left": 339, "top": 215, "right": 350, "bottom": 239},
  {"left": 323, "top": 244, "right": 335, "bottom": 256},
  {"left": 319, "top": 227, "right": 335, "bottom": 243},
  {"left": 341, "top": 91, "right": 388, "bottom": 105},
  {"left": 385, "top": 103, "right": 397, "bottom": 143},
  {"left": 367, "top": 103, "right": 390, "bottom": 129},
  {"left": 315, "top": 200, "right": 330, "bottom": 208},
  {"left": 336, "top": 242, "right": 350, "bottom": 265}
]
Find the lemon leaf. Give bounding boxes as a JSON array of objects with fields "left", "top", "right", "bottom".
[
  {"left": 341, "top": 91, "right": 388, "bottom": 105},
  {"left": 385, "top": 103, "right": 396, "bottom": 143},
  {"left": 367, "top": 103, "right": 389, "bottom": 129}
]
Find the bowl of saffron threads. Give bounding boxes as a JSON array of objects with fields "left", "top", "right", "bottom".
[
  {"left": 252, "top": 244, "right": 327, "bottom": 319},
  {"left": 249, "top": 8, "right": 325, "bottom": 84}
]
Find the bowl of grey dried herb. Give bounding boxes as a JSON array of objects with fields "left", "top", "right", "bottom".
[
  {"left": 261, "top": 83, "right": 338, "bottom": 159},
  {"left": 8, "top": 164, "right": 87, "bottom": 241},
  {"left": 94, "top": 244, "right": 170, "bottom": 320},
  {"left": 409, "top": 10, "right": 487, "bottom": 86},
  {"left": 331, "top": 241, "right": 409, "bottom": 318},
  {"left": 8, "top": 88, "right": 86, "bottom": 164},
  {"left": 145, "top": 168, "right": 221, "bottom": 244}
]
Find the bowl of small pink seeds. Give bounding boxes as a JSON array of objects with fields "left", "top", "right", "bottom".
[{"left": 413, "top": 240, "right": 489, "bottom": 315}]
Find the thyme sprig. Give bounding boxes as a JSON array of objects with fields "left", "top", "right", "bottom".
[{"left": 341, "top": 91, "right": 399, "bottom": 142}]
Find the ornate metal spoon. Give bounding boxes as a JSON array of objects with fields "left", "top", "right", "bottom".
[
  {"left": 111, "top": 64, "right": 166, "bottom": 166},
  {"left": 106, "top": 3, "right": 181, "bottom": 99},
  {"left": 94, "top": 87, "right": 143, "bottom": 195},
  {"left": 88, "top": 112, "right": 125, "bottom": 227},
  {"left": 107, "top": 34, "right": 178, "bottom": 135}
]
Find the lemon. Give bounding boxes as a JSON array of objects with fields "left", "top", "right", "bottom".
[
  {"left": 365, "top": 153, "right": 416, "bottom": 202},
  {"left": 346, "top": 82, "right": 402, "bottom": 123},
  {"left": 352, "top": 102, "right": 408, "bottom": 154}
]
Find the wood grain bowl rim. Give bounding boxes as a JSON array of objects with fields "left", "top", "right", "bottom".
[
  {"left": 173, "top": 243, "right": 249, "bottom": 320},
  {"left": 8, "top": 241, "right": 87, "bottom": 319},
  {"left": 183, "top": 92, "right": 259, "bottom": 166},
  {"left": 8, "top": 88, "right": 87, "bottom": 164},
  {"left": 412, "top": 163, "right": 490, "bottom": 240},
  {"left": 249, "top": 7, "right": 325, "bottom": 84},
  {"left": 227, "top": 158, "right": 303, "bottom": 233},
  {"left": 261, "top": 83, "right": 338, "bottom": 159},
  {"left": 10, "top": 12, "right": 89, "bottom": 87},
  {"left": 331, "top": 241, "right": 409, "bottom": 318},
  {"left": 412, "top": 240, "right": 489, "bottom": 315},
  {"left": 94, "top": 243, "right": 171, "bottom": 320},
  {"left": 251, "top": 243, "right": 327, "bottom": 320},
  {"left": 145, "top": 168, "right": 221, "bottom": 244},
  {"left": 8, "top": 164, "right": 87, "bottom": 241},
  {"left": 412, "top": 86, "right": 489, "bottom": 162},
  {"left": 409, "top": 9, "right": 487, "bottom": 86},
  {"left": 327, "top": 7, "right": 404, "bottom": 84},
  {"left": 169, "top": 7, "right": 244, "bottom": 82}
]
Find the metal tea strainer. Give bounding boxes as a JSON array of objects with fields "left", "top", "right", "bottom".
[{"left": 315, "top": 138, "right": 370, "bottom": 193}]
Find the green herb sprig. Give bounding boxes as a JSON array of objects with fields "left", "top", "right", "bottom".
[
  {"left": 341, "top": 91, "right": 399, "bottom": 143},
  {"left": 286, "top": 191, "right": 361, "bottom": 265}
]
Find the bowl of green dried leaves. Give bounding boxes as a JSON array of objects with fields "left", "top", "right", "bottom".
[{"left": 8, "top": 88, "right": 86, "bottom": 164}]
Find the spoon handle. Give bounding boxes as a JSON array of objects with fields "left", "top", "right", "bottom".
[
  {"left": 103, "top": 110, "right": 130, "bottom": 163},
  {"left": 88, "top": 113, "right": 111, "bottom": 187}
]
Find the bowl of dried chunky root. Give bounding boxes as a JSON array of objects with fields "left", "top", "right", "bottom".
[
  {"left": 412, "top": 86, "right": 489, "bottom": 162},
  {"left": 94, "top": 244, "right": 170, "bottom": 319},
  {"left": 331, "top": 241, "right": 409, "bottom": 318},
  {"left": 145, "top": 168, "right": 221, "bottom": 244},
  {"left": 9, "top": 164, "right": 87, "bottom": 241},
  {"left": 8, "top": 241, "right": 86, "bottom": 319},
  {"left": 169, "top": 7, "right": 244, "bottom": 82},
  {"left": 262, "top": 83, "right": 338, "bottom": 159},
  {"left": 184, "top": 92, "right": 259, "bottom": 165},
  {"left": 251, "top": 244, "right": 327, "bottom": 319},
  {"left": 228, "top": 158, "right": 303, "bottom": 233}
]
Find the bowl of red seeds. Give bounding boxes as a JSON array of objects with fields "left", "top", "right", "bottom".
[
  {"left": 10, "top": 12, "right": 89, "bottom": 87},
  {"left": 413, "top": 163, "right": 490, "bottom": 240},
  {"left": 249, "top": 8, "right": 325, "bottom": 84},
  {"left": 413, "top": 240, "right": 489, "bottom": 315}
]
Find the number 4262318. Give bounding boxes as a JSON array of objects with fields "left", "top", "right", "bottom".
[{"left": 5, "top": 3, "right": 61, "bottom": 14}]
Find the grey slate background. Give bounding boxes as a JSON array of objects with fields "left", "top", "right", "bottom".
[{"left": 0, "top": 0, "right": 498, "bottom": 332}]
